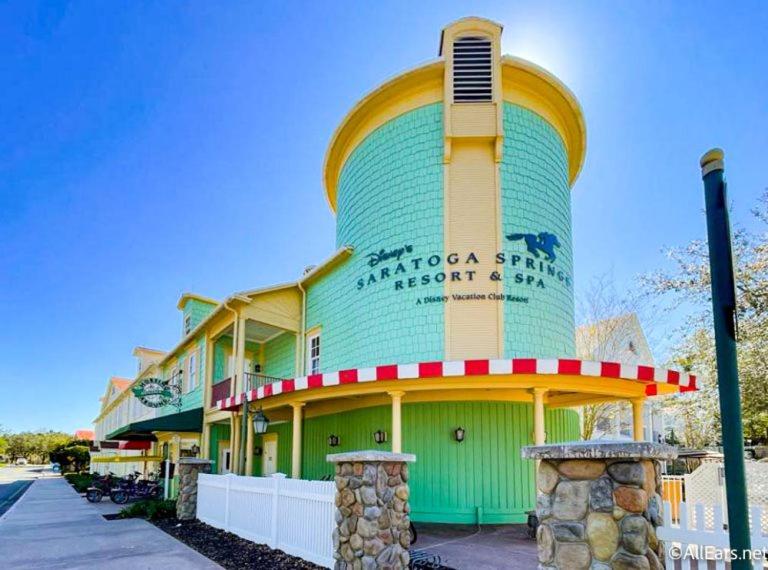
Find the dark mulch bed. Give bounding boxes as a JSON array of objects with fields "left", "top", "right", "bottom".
[{"left": 153, "top": 518, "right": 323, "bottom": 570}]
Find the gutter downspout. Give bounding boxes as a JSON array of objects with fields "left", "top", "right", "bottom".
[{"left": 297, "top": 282, "right": 307, "bottom": 376}]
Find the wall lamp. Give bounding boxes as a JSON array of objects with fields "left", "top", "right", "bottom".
[
  {"left": 373, "top": 430, "right": 388, "bottom": 445},
  {"left": 454, "top": 427, "right": 466, "bottom": 443},
  {"left": 252, "top": 407, "right": 270, "bottom": 434},
  {"left": 328, "top": 434, "right": 340, "bottom": 447}
]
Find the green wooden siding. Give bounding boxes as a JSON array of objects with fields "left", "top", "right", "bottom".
[
  {"left": 213, "top": 337, "right": 232, "bottom": 383},
  {"left": 208, "top": 423, "right": 231, "bottom": 474},
  {"left": 263, "top": 332, "right": 296, "bottom": 379},
  {"left": 302, "top": 406, "right": 393, "bottom": 480},
  {"left": 243, "top": 401, "right": 580, "bottom": 524},
  {"left": 252, "top": 421, "right": 293, "bottom": 476}
]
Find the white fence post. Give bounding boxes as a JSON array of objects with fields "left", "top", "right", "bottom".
[
  {"left": 659, "top": 500, "right": 768, "bottom": 569},
  {"left": 270, "top": 473, "right": 285, "bottom": 549},
  {"left": 195, "top": 472, "right": 335, "bottom": 568},
  {"left": 224, "top": 473, "right": 232, "bottom": 532}
]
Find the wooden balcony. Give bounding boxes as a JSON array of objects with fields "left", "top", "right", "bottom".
[{"left": 210, "top": 377, "right": 232, "bottom": 407}]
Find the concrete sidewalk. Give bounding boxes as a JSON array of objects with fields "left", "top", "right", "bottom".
[
  {"left": 415, "top": 523, "right": 538, "bottom": 569},
  {"left": 0, "top": 477, "right": 220, "bottom": 569}
]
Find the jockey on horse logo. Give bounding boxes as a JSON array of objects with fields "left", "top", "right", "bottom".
[{"left": 506, "top": 232, "right": 561, "bottom": 262}]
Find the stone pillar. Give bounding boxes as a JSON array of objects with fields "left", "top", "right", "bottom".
[
  {"left": 522, "top": 441, "right": 677, "bottom": 570},
  {"left": 327, "top": 451, "right": 416, "bottom": 570},
  {"left": 176, "top": 458, "right": 213, "bottom": 520}
]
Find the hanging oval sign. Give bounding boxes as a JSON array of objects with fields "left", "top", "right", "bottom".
[{"left": 132, "top": 377, "right": 173, "bottom": 408}]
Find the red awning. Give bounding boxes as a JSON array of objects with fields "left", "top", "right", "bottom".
[{"left": 118, "top": 440, "right": 152, "bottom": 450}]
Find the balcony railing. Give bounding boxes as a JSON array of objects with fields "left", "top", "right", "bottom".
[
  {"left": 210, "top": 373, "right": 288, "bottom": 406},
  {"left": 244, "top": 372, "right": 287, "bottom": 392},
  {"left": 210, "top": 377, "right": 232, "bottom": 407}
]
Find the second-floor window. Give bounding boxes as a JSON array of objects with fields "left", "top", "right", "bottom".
[
  {"left": 306, "top": 332, "right": 321, "bottom": 375},
  {"left": 188, "top": 352, "right": 198, "bottom": 392}
]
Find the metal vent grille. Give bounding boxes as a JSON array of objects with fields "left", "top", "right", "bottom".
[{"left": 453, "top": 36, "right": 492, "bottom": 102}]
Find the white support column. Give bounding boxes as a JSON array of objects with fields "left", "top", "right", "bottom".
[
  {"left": 389, "top": 391, "right": 405, "bottom": 453},
  {"left": 231, "top": 414, "right": 240, "bottom": 475},
  {"left": 534, "top": 391, "right": 545, "bottom": 445},
  {"left": 632, "top": 398, "right": 645, "bottom": 442},
  {"left": 291, "top": 402, "right": 305, "bottom": 479}
]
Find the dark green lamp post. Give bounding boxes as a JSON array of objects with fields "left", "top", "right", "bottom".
[{"left": 700, "top": 148, "right": 751, "bottom": 566}]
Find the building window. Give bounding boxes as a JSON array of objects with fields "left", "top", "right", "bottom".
[
  {"left": 183, "top": 314, "right": 192, "bottom": 336},
  {"left": 306, "top": 332, "right": 321, "bottom": 375},
  {"left": 187, "top": 352, "right": 197, "bottom": 392},
  {"left": 628, "top": 340, "right": 638, "bottom": 355}
]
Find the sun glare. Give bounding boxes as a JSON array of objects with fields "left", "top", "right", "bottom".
[{"left": 500, "top": 22, "right": 578, "bottom": 88}]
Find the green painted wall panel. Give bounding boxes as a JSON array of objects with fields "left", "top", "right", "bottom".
[
  {"left": 157, "top": 335, "right": 205, "bottom": 417},
  {"left": 183, "top": 299, "right": 216, "bottom": 332},
  {"left": 500, "top": 103, "right": 575, "bottom": 358},
  {"left": 305, "top": 104, "right": 445, "bottom": 372},
  {"left": 301, "top": 406, "right": 392, "bottom": 480},
  {"left": 208, "top": 423, "right": 231, "bottom": 474},
  {"left": 213, "top": 337, "right": 232, "bottom": 383},
  {"left": 263, "top": 332, "right": 296, "bottom": 379},
  {"left": 252, "top": 421, "right": 293, "bottom": 477},
  {"left": 258, "top": 402, "right": 580, "bottom": 524}
]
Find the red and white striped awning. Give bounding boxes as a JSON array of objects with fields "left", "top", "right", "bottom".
[{"left": 215, "top": 358, "right": 697, "bottom": 411}]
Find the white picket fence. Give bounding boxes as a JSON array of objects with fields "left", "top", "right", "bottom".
[
  {"left": 658, "top": 501, "right": 768, "bottom": 569},
  {"left": 197, "top": 473, "right": 336, "bottom": 568}
]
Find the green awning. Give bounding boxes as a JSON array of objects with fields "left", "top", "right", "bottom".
[{"left": 106, "top": 408, "right": 203, "bottom": 441}]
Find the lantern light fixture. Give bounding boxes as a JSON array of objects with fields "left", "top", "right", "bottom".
[
  {"left": 373, "top": 430, "right": 388, "bottom": 445},
  {"left": 454, "top": 427, "right": 466, "bottom": 443},
  {"left": 252, "top": 407, "right": 270, "bottom": 434},
  {"left": 328, "top": 434, "right": 340, "bottom": 447}
]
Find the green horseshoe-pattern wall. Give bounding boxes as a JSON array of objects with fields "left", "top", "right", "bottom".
[
  {"left": 305, "top": 103, "right": 445, "bottom": 372},
  {"left": 500, "top": 103, "right": 575, "bottom": 358},
  {"left": 252, "top": 402, "right": 580, "bottom": 523}
]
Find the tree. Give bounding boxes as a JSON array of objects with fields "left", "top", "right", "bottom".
[
  {"left": 0, "top": 425, "right": 8, "bottom": 459},
  {"left": 576, "top": 273, "right": 659, "bottom": 440},
  {"left": 643, "top": 189, "right": 768, "bottom": 445},
  {"left": 49, "top": 440, "right": 91, "bottom": 472},
  {"left": 4, "top": 430, "right": 74, "bottom": 463}
]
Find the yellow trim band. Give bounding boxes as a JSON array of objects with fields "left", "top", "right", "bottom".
[{"left": 323, "top": 59, "right": 586, "bottom": 212}]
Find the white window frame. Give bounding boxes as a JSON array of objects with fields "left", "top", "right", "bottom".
[
  {"left": 187, "top": 351, "right": 198, "bottom": 392},
  {"left": 306, "top": 331, "right": 321, "bottom": 375}
]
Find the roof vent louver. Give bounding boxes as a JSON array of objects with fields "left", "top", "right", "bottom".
[{"left": 452, "top": 36, "right": 493, "bottom": 103}]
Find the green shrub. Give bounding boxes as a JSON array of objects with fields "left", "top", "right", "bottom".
[
  {"left": 118, "top": 499, "right": 176, "bottom": 521},
  {"left": 64, "top": 473, "right": 94, "bottom": 493}
]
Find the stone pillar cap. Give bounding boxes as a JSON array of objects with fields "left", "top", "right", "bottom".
[
  {"left": 178, "top": 458, "right": 214, "bottom": 465},
  {"left": 326, "top": 450, "right": 416, "bottom": 463},
  {"left": 522, "top": 441, "right": 677, "bottom": 461}
]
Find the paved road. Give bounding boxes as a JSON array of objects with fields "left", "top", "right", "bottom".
[
  {"left": 0, "top": 465, "right": 46, "bottom": 517},
  {"left": 0, "top": 476, "right": 221, "bottom": 569}
]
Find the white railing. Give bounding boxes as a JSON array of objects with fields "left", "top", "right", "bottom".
[
  {"left": 659, "top": 501, "right": 768, "bottom": 569},
  {"left": 197, "top": 473, "right": 335, "bottom": 568}
]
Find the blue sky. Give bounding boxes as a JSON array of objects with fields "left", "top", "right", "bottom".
[{"left": 1, "top": 1, "right": 766, "bottom": 433}]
